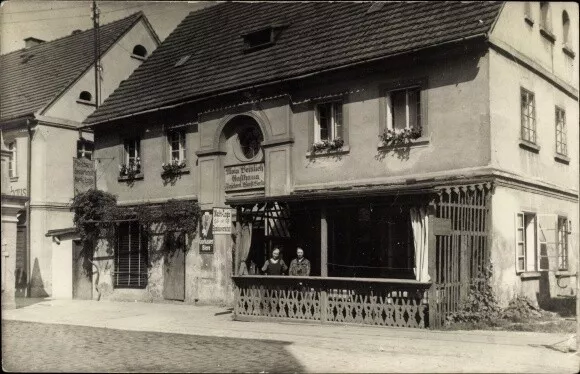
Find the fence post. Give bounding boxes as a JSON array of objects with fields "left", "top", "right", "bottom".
[{"left": 427, "top": 205, "right": 438, "bottom": 328}]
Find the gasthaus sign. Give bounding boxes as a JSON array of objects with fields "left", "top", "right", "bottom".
[{"left": 224, "top": 163, "right": 264, "bottom": 191}]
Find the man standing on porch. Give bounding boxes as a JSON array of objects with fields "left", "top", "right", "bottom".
[
  {"left": 289, "top": 247, "right": 311, "bottom": 276},
  {"left": 261, "top": 248, "right": 288, "bottom": 275}
]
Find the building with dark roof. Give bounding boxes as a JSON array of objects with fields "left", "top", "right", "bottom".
[
  {"left": 84, "top": 2, "right": 577, "bottom": 328},
  {"left": 0, "top": 12, "right": 160, "bottom": 299}
]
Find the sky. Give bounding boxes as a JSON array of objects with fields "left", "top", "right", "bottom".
[{"left": 0, "top": 0, "right": 217, "bottom": 55}]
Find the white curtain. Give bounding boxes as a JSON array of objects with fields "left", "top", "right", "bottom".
[
  {"left": 238, "top": 222, "right": 252, "bottom": 275},
  {"left": 410, "top": 207, "right": 430, "bottom": 282}
]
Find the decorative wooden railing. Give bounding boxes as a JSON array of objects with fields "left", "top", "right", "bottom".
[{"left": 233, "top": 276, "right": 432, "bottom": 328}]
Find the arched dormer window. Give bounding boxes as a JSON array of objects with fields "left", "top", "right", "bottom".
[
  {"left": 563, "top": 11, "right": 571, "bottom": 45},
  {"left": 79, "top": 91, "right": 92, "bottom": 102},
  {"left": 540, "top": 2, "right": 552, "bottom": 31},
  {"left": 132, "top": 45, "right": 147, "bottom": 58}
]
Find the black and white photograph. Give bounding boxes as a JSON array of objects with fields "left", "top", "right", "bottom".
[{"left": 0, "top": 1, "right": 578, "bottom": 372}]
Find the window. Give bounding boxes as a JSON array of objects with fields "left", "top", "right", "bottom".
[
  {"left": 115, "top": 222, "right": 148, "bottom": 288},
  {"left": 167, "top": 130, "right": 186, "bottom": 163},
  {"left": 386, "top": 87, "right": 421, "bottom": 131},
  {"left": 555, "top": 107, "right": 567, "bottom": 155},
  {"left": 540, "top": 2, "right": 552, "bottom": 30},
  {"left": 516, "top": 212, "right": 552, "bottom": 273},
  {"left": 557, "top": 217, "right": 569, "bottom": 270},
  {"left": 77, "top": 139, "right": 94, "bottom": 160},
  {"left": 121, "top": 138, "right": 141, "bottom": 175},
  {"left": 8, "top": 141, "right": 17, "bottom": 178},
  {"left": 520, "top": 88, "right": 536, "bottom": 143},
  {"left": 237, "top": 126, "right": 262, "bottom": 159},
  {"left": 243, "top": 28, "right": 274, "bottom": 51},
  {"left": 524, "top": 2, "right": 534, "bottom": 25},
  {"left": 132, "top": 45, "right": 147, "bottom": 58},
  {"left": 562, "top": 11, "right": 570, "bottom": 45},
  {"left": 315, "top": 101, "right": 343, "bottom": 142},
  {"left": 79, "top": 91, "right": 92, "bottom": 102}
]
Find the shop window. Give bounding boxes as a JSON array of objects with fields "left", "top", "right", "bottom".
[
  {"left": 520, "top": 88, "right": 536, "bottom": 144},
  {"left": 8, "top": 141, "right": 17, "bottom": 178},
  {"left": 114, "top": 222, "right": 148, "bottom": 288},
  {"left": 167, "top": 129, "right": 186, "bottom": 164},
  {"left": 557, "top": 217, "right": 570, "bottom": 271},
  {"left": 77, "top": 139, "right": 94, "bottom": 160},
  {"left": 314, "top": 101, "right": 343, "bottom": 143},
  {"left": 385, "top": 87, "right": 421, "bottom": 132},
  {"left": 555, "top": 107, "right": 567, "bottom": 156},
  {"left": 132, "top": 45, "right": 147, "bottom": 58},
  {"left": 121, "top": 138, "right": 141, "bottom": 176}
]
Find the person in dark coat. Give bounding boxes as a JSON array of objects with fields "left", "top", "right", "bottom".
[
  {"left": 261, "top": 247, "right": 288, "bottom": 275},
  {"left": 289, "top": 247, "right": 311, "bottom": 276}
]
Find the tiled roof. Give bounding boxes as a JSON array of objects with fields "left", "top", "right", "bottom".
[
  {"left": 85, "top": 2, "right": 503, "bottom": 125},
  {"left": 0, "top": 12, "right": 144, "bottom": 121}
]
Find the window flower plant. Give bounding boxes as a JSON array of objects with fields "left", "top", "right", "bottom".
[
  {"left": 379, "top": 127, "right": 422, "bottom": 147},
  {"left": 119, "top": 158, "right": 141, "bottom": 179},
  {"left": 161, "top": 158, "right": 187, "bottom": 177},
  {"left": 311, "top": 137, "right": 345, "bottom": 153}
]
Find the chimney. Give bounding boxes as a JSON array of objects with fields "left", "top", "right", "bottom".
[{"left": 24, "top": 37, "right": 45, "bottom": 48}]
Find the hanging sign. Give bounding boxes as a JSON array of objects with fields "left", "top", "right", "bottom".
[
  {"left": 213, "top": 207, "right": 233, "bottom": 235},
  {"left": 73, "top": 157, "right": 96, "bottom": 196},
  {"left": 224, "top": 163, "right": 265, "bottom": 191},
  {"left": 199, "top": 210, "right": 214, "bottom": 253}
]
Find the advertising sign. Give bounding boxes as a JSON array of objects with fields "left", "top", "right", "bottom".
[
  {"left": 73, "top": 157, "right": 96, "bottom": 196},
  {"left": 213, "top": 208, "right": 233, "bottom": 235},
  {"left": 199, "top": 210, "right": 214, "bottom": 253},
  {"left": 224, "top": 163, "right": 265, "bottom": 192}
]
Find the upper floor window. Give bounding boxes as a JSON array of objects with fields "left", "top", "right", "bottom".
[
  {"left": 167, "top": 129, "right": 186, "bottom": 164},
  {"left": 557, "top": 217, "right": 570, "bottom": 271},
  {"left": 238, "top": 126, "right": 262, "bottom": 160},
  {"left": 520, "top": 88, "right": 536, "bottom": 144},
  {"left": 555, "top": 107, "right": 567, "bottom": 156},
  {"left": 132, "top": 45, "right": 147, "bottom": 58},
  {"left": 120, "top": 138, "right": 141, "bottom": 176},
  {"left": 540, "top": 2, "right": 552, "bottom": 31},
  {"left": 79, "top": 91, "right": 92, "bottom": 102},
  {"left": 524, "top": 2, "right": 534, "bottom": 24},
  {"left": 562, "top": 11, "right": 571, "bottom": 45},
  {"left": 386, "top": 87, "right": 421, "bottom": 132},
  {"left": 77, "top": 139, "right": 94, "bottom": 160},
  {"left": 314, "top": 101, "right": 343, "bottom": 143},
  {"left": 8, "top": 141, "right": 17, "bottom": 178}
]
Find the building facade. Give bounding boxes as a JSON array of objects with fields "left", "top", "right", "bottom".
[
  {"left": 84, "top": 2, "right": 578, "bottom": 327},
  {"left": 0, "top": 12, "right": 160, "bottom": 298}
]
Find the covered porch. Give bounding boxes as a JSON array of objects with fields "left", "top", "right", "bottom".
[{"left": 230, "top": 183, "right": 492, "bottom": 328}]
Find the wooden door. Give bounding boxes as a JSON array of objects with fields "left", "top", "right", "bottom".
[
  {"left": 73, "top": 240, "right": 93, "bottom": 300},
  {"left": 163, "top": 234, "right": 185, "bottom": 301}
]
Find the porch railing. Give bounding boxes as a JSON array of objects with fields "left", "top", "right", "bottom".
[{"left": 233, "top": 276, "right": 431, "bottom": 328}]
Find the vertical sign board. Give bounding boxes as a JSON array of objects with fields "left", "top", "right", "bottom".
[
  {"left": 73, "top": 157, "right": 96, "bottom": 196},
  {"left": 199, "top": 210, "right": 214, "bottom": 253},
  {"left": 212, "top": 208, "right": 233, "bottom": 235}
]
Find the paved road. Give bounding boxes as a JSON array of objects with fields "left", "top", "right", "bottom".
[{"left": 2, "top": 320, "right": 302, "bottom": 373}]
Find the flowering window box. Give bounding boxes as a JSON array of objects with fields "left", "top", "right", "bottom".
[
  {"left": 118, "top": 158, "right": 142, "bottom": 181},
  {"left": 161, "top": 159, "right": 189, "bottom": 179},
  {"left": 378, "top": 127, "right": 425, "bottom": 149}
]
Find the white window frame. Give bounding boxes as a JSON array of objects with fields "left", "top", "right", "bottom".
[
  {"left": 167, "top": 130, "right": 186, "bottom": 164},
  {"left": 314, "top": 101, "right": 343, "bottom": 142},
  {"left": 8, "top": 141, "right": 17, "bottom": 178},
  {"left": 124, "top": 138, "right": 140, "bottom": 165},
  {"left": 520, "top": 88, "right": 536, "bottom": 144},
  {"left": 385, "top": 86, "right": 421, "bottom": 131},
  {"left": 557, "top": 217, "right": 569, "bottom": 271},
  {"left": 515, "top": 212, "right": 539, "bottom": 273},
  {"left": 555, "top": 107, "right": 567, "bottom": 156}
]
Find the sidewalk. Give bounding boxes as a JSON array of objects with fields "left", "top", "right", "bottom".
[{"left": 3, "top": 298, "right": 579, "bottom": 373}]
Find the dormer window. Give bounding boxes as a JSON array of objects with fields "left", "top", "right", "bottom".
[
  {"left": 241, "top": 24, "right": 287, "bottom": 52},
  {"left": 79, "top": 91, "right": 92, "bottom": 102},
  {"left": 132, "top": 45, "right": 148, "bottom": 60}
]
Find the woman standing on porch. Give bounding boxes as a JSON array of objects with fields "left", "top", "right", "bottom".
[{"left": 261, "top": 248, "right": 288, "bottom": 275}]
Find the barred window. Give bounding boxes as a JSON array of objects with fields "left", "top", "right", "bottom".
[
  {"left": 555, "top": 107, "right": 567, "bottom": 155},
  {"left": 557, "top": 217, "right": 569, "bottom": 270},
  {"left": 115, "top": 222, "right": 148, "bottom": 288},
  {"left": 521, "top": 89, "right": 536, "bottom": 143}
]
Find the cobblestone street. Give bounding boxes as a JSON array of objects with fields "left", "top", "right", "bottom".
[{"left": 2, "top": 320, "right": 302, "bottom": 373}]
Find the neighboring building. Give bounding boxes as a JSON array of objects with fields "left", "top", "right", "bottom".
[
  {"left": 83, "top": 2, "right": 578, "bottom": 328},
  {"left": 0, "top": 12, "right": 160, "bottom": 298}
]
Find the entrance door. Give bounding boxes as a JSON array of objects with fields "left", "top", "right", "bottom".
[
  {"left": 163, "top": 234, "right": 186, "bottom": 301},
  {"left": 73, "top": 240, "right": 93, "bottom": 300},
  {"left": 15, "top": 226, "right": 27, "bottom": 297}
]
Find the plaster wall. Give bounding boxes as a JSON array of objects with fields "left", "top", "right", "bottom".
[
  {"left": 489, "top": 49, "right": 579, "bottom": 192},
  {"left": 490, "top": 185, "right": 578, "bottom": 307},
  {"left": 44, "top": 19, "right": 158, "bottom": 123},
  {"left": 51, "top": 239, "right": 73, "bottom": 299}
]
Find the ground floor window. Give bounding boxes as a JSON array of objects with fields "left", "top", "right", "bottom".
[
  {"left": 115, "top": 222, "right": 148, "bottom": 288},
  {"left": 558, "top": 217, "right": 569, "bottom": 271}
]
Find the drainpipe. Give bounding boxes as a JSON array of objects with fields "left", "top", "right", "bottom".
[{"left": 26, "top": 119, "right": 34, "bottom": 297}]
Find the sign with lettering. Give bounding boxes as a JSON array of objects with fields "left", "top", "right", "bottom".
[
  {"left": 199, "top": 210, "right": 214, "bottom": 253},
  {"left": 73, "top": 157, "right": 96, "bottom": 196},
  {"left": 224, "top": 163, "right": 264, "bottom": 192},
  {"left": 213, "top": 208, "right": 233, "bottom": 235}
]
